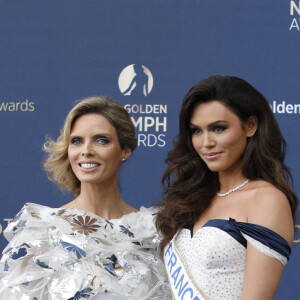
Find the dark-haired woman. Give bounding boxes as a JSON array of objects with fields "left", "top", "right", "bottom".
[
  {"left": 0, "top": 96, "right": 171, "bottom": 299},
  {"left": 156, "top": 75, "right": 297, "bottom": 300}
]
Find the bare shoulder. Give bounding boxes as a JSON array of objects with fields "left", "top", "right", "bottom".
[{"left": 248, "top": 180, "right": 294, "bottom": 245}]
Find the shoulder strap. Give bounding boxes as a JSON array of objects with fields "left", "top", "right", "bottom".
[{"left": 230, "top": 219, "right": 291, "bottom": 260}]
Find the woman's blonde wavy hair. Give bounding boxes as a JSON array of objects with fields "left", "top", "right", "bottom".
[{"left": 43, "top": 96, "right": 137, "bottom": 196}]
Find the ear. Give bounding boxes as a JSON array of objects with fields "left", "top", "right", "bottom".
[
  {"left": 245, "top": 116, "right": 258, "bottom": 137},
  {"left": 121, "top": 147, "right": 132, "bottom": 161}
]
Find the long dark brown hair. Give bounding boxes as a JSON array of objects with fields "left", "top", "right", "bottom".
[{"left": 156, "top": 75, "right": 298, "bottom": 250}]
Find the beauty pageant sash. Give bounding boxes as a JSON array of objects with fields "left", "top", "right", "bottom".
[{"left": 164, "top": 233, "right": 207, "bottom": 300}]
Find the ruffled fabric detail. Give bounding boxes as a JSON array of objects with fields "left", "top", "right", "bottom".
[{"left": 0, "top": 203, "right": 171, "bottom": 300}]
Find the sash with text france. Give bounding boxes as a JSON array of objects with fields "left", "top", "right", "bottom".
[{"left": 164, "top": 233, "right": 207, "bottom": 300}]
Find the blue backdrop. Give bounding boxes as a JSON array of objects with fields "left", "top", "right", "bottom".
[{"left": 0, "top": 1, "right": 299, "bottom": 298}]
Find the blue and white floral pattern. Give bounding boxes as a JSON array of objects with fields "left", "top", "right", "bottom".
[{"left": 0, "top": 203, "right": 171, "bottom": 299}]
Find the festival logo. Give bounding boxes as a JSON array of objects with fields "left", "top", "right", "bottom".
[
  {"left": 124, "top": 103, "right": 167, "bottom": 147},
  {"left": 118, "top": 64, "right": 153, "bottom": 96},
  {"left": 118, "top": 64, "right": 167, "bottom": 147}
]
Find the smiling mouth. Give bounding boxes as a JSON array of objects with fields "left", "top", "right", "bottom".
[
  {"left": 204, "top": 152, "right": 222, "bottom": 160},
  {"left": 79, "top": 163, "right": 100, "bottom": 169}
]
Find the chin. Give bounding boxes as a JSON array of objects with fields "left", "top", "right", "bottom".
[{"left": 204, "top": 163, "right": 222, "bottom": 172}]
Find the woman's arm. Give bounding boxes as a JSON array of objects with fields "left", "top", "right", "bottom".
[{"left": 242, "top": 183, "right": 294, "bottom": 300}]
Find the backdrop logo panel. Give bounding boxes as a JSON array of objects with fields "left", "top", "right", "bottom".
[
  {"left": 118, "top": 64, "right": 153, "bottom": 96},
  {"left": 290, "top": 0, "right": 300, "bottom": 30},
  {"left": 0, "top": 99, "right": 35, "bottom": 112},
  {"left": 119, "top": 64, "right": 167, "bottom": 148}
]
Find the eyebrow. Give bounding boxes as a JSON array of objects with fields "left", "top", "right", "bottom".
[
  {"left": 69, "top": 133, "right": 113, "bottom": 138},
  {"left": 190, "top": 120, "right": 229, "bottom": 128}
]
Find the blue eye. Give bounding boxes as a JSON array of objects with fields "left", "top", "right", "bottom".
[
  {"left": 70, "top": 138, "right": 82, "bottom": 145},
  {"left": 191, "top": 127, "right": 202, "bottom": 135},
  {"left": 95, "top": 137, "right": 109, "bottom": 145}
]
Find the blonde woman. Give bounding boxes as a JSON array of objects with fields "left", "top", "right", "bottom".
[{"left": 0, "top": 96, "right": 171, "bottom": 299}]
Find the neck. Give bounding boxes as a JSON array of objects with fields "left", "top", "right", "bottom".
[
  {"left": 218, "top": 167, "right": 247, "bottom": 193},
  {"left": 75, "top": 182, "right": 134, "bottom": 219}
]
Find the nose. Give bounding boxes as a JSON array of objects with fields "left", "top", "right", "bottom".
[
  {"left": 81, "top": 141, "right": 94, "bottom": 156},
  {"left": 202, "top": 132, "right": 215, "bottom": 148}
]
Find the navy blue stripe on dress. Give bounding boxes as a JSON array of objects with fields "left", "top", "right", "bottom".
[
  {"left": 202, "top": 218, "right": 291, "bottom": 261},
  {"left": 229, "top": 218, "right": 291, "bottom": 260},
  {"left": 203, "top": 219, "right": 247, "bottom": 247}
]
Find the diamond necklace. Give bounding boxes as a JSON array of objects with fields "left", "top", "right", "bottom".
[{"left": 216, "top": 179, "right": 250, "bottom": 197}]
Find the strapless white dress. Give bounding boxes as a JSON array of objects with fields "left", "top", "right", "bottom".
[{"left": 175, "top": 218, "right": 290, "bottom": 299}]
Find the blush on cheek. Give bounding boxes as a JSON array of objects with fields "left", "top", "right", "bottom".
[
  {"left": 221, "top": 129, "right": 245, "bottom": 147},
  {"left": 223, "top": 138, "right": 247, "bottom": 160},
  {"left": 191, "top": 137, "right": 200, "bottom": 150}
]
